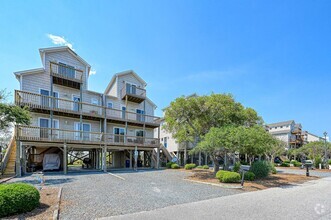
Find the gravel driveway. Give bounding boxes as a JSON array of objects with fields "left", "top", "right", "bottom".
[
  {"left": 8, "top": 169, "right": 241, "bottom": 219},
  {"left": 276, "top": 167, "right": 331, "bottom": 178}
]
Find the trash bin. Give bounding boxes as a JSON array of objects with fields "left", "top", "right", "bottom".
[{"left": 125, "top": 160, "right": 130, "bottom": 168}]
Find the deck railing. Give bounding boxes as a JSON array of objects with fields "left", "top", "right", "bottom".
[
  {"left": 121, "top": 84, "right": 146, "bottom": 99},
  {"left": 15, "top": 90, "right": 160, "bottom": 124},
  {"left": 16, "top": 125, "right": 159, "bottom": 147},
  {"left": 50, "top": 62, "right": 83, "bottom": 82}
]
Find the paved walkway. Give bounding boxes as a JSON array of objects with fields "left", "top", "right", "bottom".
[{"left": 102, "top": 177, "right": 331, "bottom": 220}]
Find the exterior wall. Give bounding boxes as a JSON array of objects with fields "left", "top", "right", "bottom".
[
  {"left": 306, "top": 133, "right": 321, "bottom": 142},
  {"left": 155, "top": 121, "right": 179, "bottom": 153},
  {"left": 117, "top": 74, "right": 145, "bottom": 99},
  {"left": 273, "top": 133, "right": 290, "bottom": 147},
  {"left": 107, "top": 78, "right": 118, "bottom": 97},
  {"left": 45, "top": 51, "right": 89, "bottom": 90},
  {"left": 21, "top": 72, "right": 50, "bottom": 94}
]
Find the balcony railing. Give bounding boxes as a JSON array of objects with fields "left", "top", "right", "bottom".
[
  {"left": 15, "top": 90, "right": 160, "bottom": 124},
  {"left": 121, "top": 84, "right": 146, "bottom": 103},
  {"left": 16, "top": 125, "right": 159, "bottom": 147},
  {"left": 50, "top": 62, "right": 83, "bottom": 82}
]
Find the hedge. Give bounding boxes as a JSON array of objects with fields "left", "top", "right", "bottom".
[
  {"left": 171, "top": 164, "right": 180, "bottom": 169},
  {"left": 184, "top": 163, "right": 196, "bottom": 170},
  {"left": 250, "top": 161, "right": 271, "bottom": 179},
  {"left": 221, "top": 172, "right": 241, "bottom": 183},
  {"left": 166, "top": 162, "right": 175, "bottom": 169},
  {"left": 202, "top": 165, "right": 209, "bottom": 169},
  {"left": 196, "top": 166, "right": 203, "bottom": 169},
  {"left": 241, "top": 171, "right": 255, "bottom": 181},
  {"left": 0, "top": 183, "right": 40, "bottom": 218},
  {"left": 280, "top": 162, "right": 290, "bottom": 167},
  {"left": 216, "top": 170, "right": 231, "bottom": 180}
]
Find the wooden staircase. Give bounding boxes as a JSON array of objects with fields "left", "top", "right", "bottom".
[{"left": 2, "top": 136, "right": 16, "bottom": 177}]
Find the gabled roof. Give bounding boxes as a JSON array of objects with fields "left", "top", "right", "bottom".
[
  {"left": 267, "top": 120, "right": 295, "bottom": 127},
  {"left": 13, "top": 68, "right": 44, "bottom": 80},
  {"left": 39, "top": 46, "right": 91, "bottom": 74},
  {"left": 104, "top": 70, "right": 147, "bottom": 94}
]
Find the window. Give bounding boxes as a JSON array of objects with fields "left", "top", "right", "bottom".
[
  {"left": 280, "top": 126, "right": 283, "bottom": 128},
  {"left": 58, "top": 62, "right": 75, "bottom": 78},
  {"left": 136, "top": 109, "right": 145, "bottom": 122},
  {"left": 91, "top": 98, "right": 99, "bottom": 105},
  {"left": 164, "top": 137, "right": 168, "bottom": 148},
  {"left": 107, "top": 102, "right": 113, "bottom": 108},
  {"left": 114, "top": 127, "right": 125, "bottom": 143},
  {"left": 74, "top": 122, "right": 91, "bottom": 141},
  {"left": 73, "top": 96, "right": 80, "bottom": 111},
  {"left": 125, "top": 82, "right": 137, "bottom": 95},
  {"left": 40, "top": 89, "right": 58, "bottom": 108}
]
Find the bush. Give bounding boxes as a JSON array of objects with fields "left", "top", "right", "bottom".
[
  {"left": 184, "top": 163, "right": 196, "bottom": 170},
  {"left": 202, "top": 165, "right": 209, "bottom": 169},
  {"left": 221, "top": 172, "right": 241, "bottom": 183},
  {"left": 250, "top": 161, "right": 271, "bottom": 179},
  {"left": 280, "top": 162, "right": 290, "bottom": 167},
  {"left": 271, "top": 167, "right": 277, "bottom": 174},
  {"left": 171, "top": 164, "right": 180, "bottom": 169},
  {"left": 196, "top": 166, "right": 203, "bottom": 169},
  {"left": 315, "top": 157, "right": 322, "bottom": 169},
  {"left": 0, "top": 183, "right": 40, "bottom": 218},
  {"left": 166, "top": 162, "right": 175, "bottom": 169},
  {"left": 290, "top": 160, "right": 302, "bottom": 167},
  {"left": 241, "top": 171, "right": 255, "bottom": 181},
  {"left": 328, "top": 159, "right": 331, "bottom": 165},
  {"left": 216, "top": 170, "right": 231, "bottom": 180},
  {"left": 233, "top": 162, "right": 241, "bottom": 173}
]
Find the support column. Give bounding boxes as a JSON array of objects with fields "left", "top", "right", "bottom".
[
  {"left": 22, "top": 145, "right": 26, "bottom": 175},
  {"left": 198, "top": 151, "right": 202, "bottom": 166},
  {"left": 130, "top": 150, "right": 133, "bottom": 169},
  {"left": 15, "top": 140, "right": 21, "bottom": 177},
  {"left": 156, "top": 147, "right": 160, "bottom": 169},
  {"left": 134, "top": 147, "right": 138, "bottom": 171},
  {"left": 63, "top": 143, "right": 67, "bottom": 174},
  {"left": 103, "top": 146, "right": 107, "bottom": 172}
]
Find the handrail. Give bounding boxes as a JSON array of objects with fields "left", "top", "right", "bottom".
[
  {"left": 1, "top": 128, "right": 15, "bottom": 175},
  {"left": 50, "top": 61, "right": 83, "bottom": 82},
  {"left": 16, "top": 125, "right": 159, "bottom": 146},
  {"left": 15, "top": 90, "right": 161, "bottom": 123}
]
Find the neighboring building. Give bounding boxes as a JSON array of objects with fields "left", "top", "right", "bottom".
[
  {"left": 11, "top": 46, "right": 162, "bottom": 176},
  {"left": 303, "top": 131, "right": 325, "bottom": 143},
  {"left": 267, "top": 120, "right": 305, "bottom": 149}
]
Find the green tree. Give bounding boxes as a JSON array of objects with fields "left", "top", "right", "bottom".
[
  {"left": 265, "top": 138, "right": 286, "bottom": 163},
  {"left": 297, "top": 141, "right": 331, "bottom": 161},
  {"left": 164, "top": 93, "right": 262, "bottom": 148},
  {"left": 0, "top": 90, "right": 31, "bottom": 150}
]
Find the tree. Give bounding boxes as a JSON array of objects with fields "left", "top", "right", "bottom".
[
  {"left": 164, "top": 93, "right": 262, "bottom": 149},
  {"left": 297, "top": 141, "right": 331, "bottom": 161},
  {"left": 191, "top": 126, "right": 241, "bottom": 174},
  {"left": 0, "top": 90, "right": 31, "bottom": 151},
  {"left": 265, "top": 138, "right": 286, "bottom": 163}
]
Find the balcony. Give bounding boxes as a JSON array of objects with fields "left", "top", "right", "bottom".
[
  {"left": 16, "top": 125, "right": 159, "bottom": 148},
  {"left": 50, "top": 62, "right": 83, "bottom": 89},
  {"left": 15, "top": 90, "right": 160, "bottom": 128},
  {"left": 15, "top": 90, "right": 104, "bottom": 120},
  {"left": 121, "top": 84, "right": 146, "bottom": 103}
]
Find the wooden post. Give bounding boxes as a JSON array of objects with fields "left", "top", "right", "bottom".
[
  {"left": 130, "top": 150, "right": 133, "bottom": 169},
  {"left": 63, "top": 143, "right": 67, "bottom": 174},
  {"left": 103, "top": 146, "right": 107, "bottom": 172},
  {"left": 50, "top": 73, "right": 54, "bottom": 138},
  {"left": 156, "top": 147, "right": 160, "bottom": 169},
  {"left": 15, "top": 140, "right": 21, "bottom": 177},
  {"left": 22, "top": 145, "right": 26, "bottom": 175}
]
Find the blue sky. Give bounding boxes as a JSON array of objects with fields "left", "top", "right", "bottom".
[{"left": 0, "top": 0, "right": 330, "bottom": 136}]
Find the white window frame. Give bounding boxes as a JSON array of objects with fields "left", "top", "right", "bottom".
[
  {"left": 107, "top": 101, "right": 113, "bottom": 109},
  {"left": 74, "top": 122, "right": 91, "bottom": 140}
]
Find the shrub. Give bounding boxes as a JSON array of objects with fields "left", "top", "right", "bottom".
[
  {"left": 250, "top": 161, "right": 271, "bottom": 179},
  {"left": 233, "top": 162, "right": 241, "bottom": 173},
  {"left": 241, "top": 171, "right": 255, "bottom": 181},
  {"left": 166, "top": 162, "right": 175, "bottom": 169},
  {"left": 202, "top": 165, "right": 209, "bottom": 169},
  {"left": 314, "top": 157, "right": 322, "bottom": 169},
  {"left": 216, "top": 170, "right": 231, "bottom": 180},
  {"left": 284, "top": 160, "right": 290, "bottom": 163},
  {"left": 184, "top": 163, "right": 196, "bottom": 170},
  {"left": 171, "top": 164, "right": 180, "bottom": 169},
  {"left": 328, "top": 159, "right": 331, "bottom": 165},
  {"left": 221, "top": 172, "right": 241, "bottom": 183},
  {"left": 280, "top": 162, "right": 290, "bottom": 167},
  {"left": 196, "top": 166, "right": 203, "bottom": 169},
  {"left": 0, "top": 183, "right": 40, "bottom": 218},
  {"left": 290, "top": 160, "right": 302, "bottom": 167},
  {"left": 271, "top": 167, "right": 277, "bottom": 174}
]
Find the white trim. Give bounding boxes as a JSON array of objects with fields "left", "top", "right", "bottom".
[{"left": 74, "top": 122, "right": 91, "bottom": 140}]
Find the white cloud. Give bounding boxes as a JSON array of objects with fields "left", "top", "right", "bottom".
[
  {"left": 90, "top": 69, "right": 97, "bottom": 75},
  {"left": 47, "top": 34, "right": 73, "bottom": 49}
]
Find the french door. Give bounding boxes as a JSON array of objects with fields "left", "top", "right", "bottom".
[
  {"left": 114, "top": 128, "right": 125, "bottom": 143},
  {"left": 74, "top": 122, "right": 91, "bottom": 141},
  {"left": 40, "top": 89, "right": 58, "bottom": 108},
  {"left": 136, "top": 130, "right": 144, "bottom": 144},
  {"left": 136, "top": 109, "right": 145, "bottom": 122},
  {"left": 126, "top": 83, "right": 136, "bottom": 95},
  {"left": 39, "top": 118, "right": 49, "bottom": 138}
]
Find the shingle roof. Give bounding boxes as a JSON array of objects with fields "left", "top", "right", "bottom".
[{"left": 267, "top": 120, "right": 294, "bottom": 127}]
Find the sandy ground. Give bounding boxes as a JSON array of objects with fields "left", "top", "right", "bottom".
[{"left": 186, "top": 169, "right": 319, "bottom": 191}]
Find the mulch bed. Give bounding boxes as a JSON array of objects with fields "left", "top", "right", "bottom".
[
  {"left": 5, "top": 187, "right": 60, "bottom": 220},
  {"left": 186, "top": 169, "right": 319, "bottom": 191}
]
